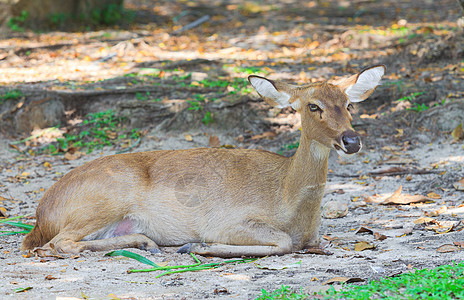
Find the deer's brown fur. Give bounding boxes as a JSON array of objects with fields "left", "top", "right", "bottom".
[{"left": 22, "top": 66, "right": 385, "bottom": 257}]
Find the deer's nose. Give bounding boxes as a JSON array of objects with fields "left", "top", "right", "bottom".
[{"left": 341, "top": 130, "right": 361, "bottom": 154}]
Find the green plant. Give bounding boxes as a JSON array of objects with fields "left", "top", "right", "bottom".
[
  {"left": 256, "top": 285, "right": 309, "bottom": 300},
  {"left": 235, "top": 66, "right": 268, "bottom": 75},
  {"left": 409, "top": 102, "right": 429, "bottom": 112},
  {"left": 7, "top": 10, "right": 29, "bottom": 32},
  {"left": 0, "top": 90, "right": 23, "bottom": 104},
  {"left": 48, "top": 13, "right": 68, "bottom": 28},
  {"left": 90, "top": 3, "right": 134, "bottom": 26},
  {"left": 136, "top": 91, "right": 150, "bottom": 101},
  {"left": 278, "top": 141, "right": 299, "bottom": 155},
  {"left": 202, "top": 111, "right": 213, "bottom": 125},
  {"left": 322, "top": 262, "right": 464, "bottom": 299},
  {"left": 396, "top": 91, "right": 425, "bottom": 102},
  {"left": 257, "top": 262, "right": 464, "bottom": 299},
  {"left": 106, "top": 250, "right": 256, "bottom": 278},
  {"left": 0, "top": 215, "right": 33, "bottom": 236},
  {"left": 39, "top": 110, "right": 139, "bottom": 155}
]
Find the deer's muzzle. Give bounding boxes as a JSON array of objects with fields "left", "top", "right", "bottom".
[{"left": 340, "top": 130, "right": 361, "bottom": 154}]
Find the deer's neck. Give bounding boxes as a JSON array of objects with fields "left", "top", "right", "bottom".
[{"left": 283, "top": 135, "right": 330, "bottom": 200}]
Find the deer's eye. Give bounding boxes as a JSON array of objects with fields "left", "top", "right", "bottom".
[
  {"left": 347, "top": 103, "right": 354, "bottom": 111},
  {"left": 308, "top": 104, "right": 321, "bottom": 112}
]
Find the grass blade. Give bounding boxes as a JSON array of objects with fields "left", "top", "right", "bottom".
[
  {"left": 2, "top": 221, "right": 34, "bottom": 230},
  {"left": 105, "top": 250, "right": 160, "bottom": 267},
  {"left": 0, "top": 230, "right": 30, "bottom": 236},
  {"left": 0, "top": 214, "right": 32, "bottom": 223}
]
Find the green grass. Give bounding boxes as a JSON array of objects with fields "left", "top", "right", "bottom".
[
  {"left": 255, "top": 262, "right": 464, "bottom": 300},
  {"left": 106, "top": 250, "right": 257, "bottom": 278},
  {"left": 0, "top": 90, "right": 23, "bottom": 104},
  {"left": 0, "top": 215, "right": 33, "bottom": 236},
  {"left": 256, "top": 285, "right": 309, "bottom": 300},
  {"left": 13, "top": 109, "right": 140, "bottom": 155}
]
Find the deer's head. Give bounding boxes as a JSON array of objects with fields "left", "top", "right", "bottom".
[{"left": 249, "top": 65, "right": 385, "bottom": 155}]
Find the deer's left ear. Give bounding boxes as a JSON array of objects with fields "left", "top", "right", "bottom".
[{"left": 337, "top": 65, "right": 385, "bottom": 103}]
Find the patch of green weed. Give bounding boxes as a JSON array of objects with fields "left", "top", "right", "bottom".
[
  {"left": 256, "top": 285, "right": 309, "bottom": 300},
  {"left": 0, "top": 90, "right": 23, "bottom": 104},
  {"left": 256, "top": 262, "right": 464, "bottom": 300},
  {"left": 44, "top": 110, "right": 139, "bottom": 154},
  {"left": 8, "top": 10, "right": 29, "bottom": 32}
]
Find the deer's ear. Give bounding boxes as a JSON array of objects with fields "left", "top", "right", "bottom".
[
  {"left": 337, "top": 65, "right": 385, "bottom": 103},
  {"left": 248, "top": 75, "right": 296, "bottom": 109}
]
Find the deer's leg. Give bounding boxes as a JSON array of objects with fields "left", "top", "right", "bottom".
[
  {"left": 178, "top": 221, "right": 293, "bottom": 258},
  {"left": 36, "top": 225, "right": 161, "bottom": 255}
]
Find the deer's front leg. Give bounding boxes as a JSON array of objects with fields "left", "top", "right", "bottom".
[{"left": 178, "top": 221, "right": 293, "bottom": 258}]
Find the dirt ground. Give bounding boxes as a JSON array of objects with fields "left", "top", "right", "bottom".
[{"left": 1, "top": 0, "right": 464, "bottom": 299}]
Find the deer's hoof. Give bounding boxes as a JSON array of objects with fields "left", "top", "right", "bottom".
[{"left": 176, "top": 243, "right": 193, "bottom": 254}]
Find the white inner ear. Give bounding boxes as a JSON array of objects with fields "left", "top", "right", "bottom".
[
  {"left": 345, "top": 66, "right": 384, "bottom": 103},
  {"left": 249, "top": 77, "right": 291, "bottom": 108}
]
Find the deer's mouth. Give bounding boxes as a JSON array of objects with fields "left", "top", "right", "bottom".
[{"left": 334, "top": 144, "right": 348, "bottom": 154}]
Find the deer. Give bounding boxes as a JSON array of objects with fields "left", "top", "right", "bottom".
[{"left": 21, "top": 65, "right": 385, "bottom": 258}]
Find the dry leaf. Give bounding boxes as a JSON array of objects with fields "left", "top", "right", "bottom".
[
  {"left": 426, "top": 192, "right": 441, "bottom": 199},
  {"left": 250, "top": 131, "right": 277, "bottom": 140},
  {"left": 0, "top": 207, "right": 8, "bottom": 218},
  {"left": 323, "top": 277, "right": 364, "bottom": 285},
  {"left": 43, "top": 162, "right": 52, "bottom": 168},
  {"left": 356, "top": 227, "right": 373, "bottom": 234},
  {"left": 45, "top": 275, "right": 57, "bottom": 280},
  {"left": 381, "top": 186, "right": 432, "bottom": 205},
  {"left": 453, "top": 241, "right": 464, "bottom": 247},
  {"left": 184, "top": 134, "right": 193, "bottom": 142},
  {"left": 374, "top": 232, "right": 387, "bottom": 241},
  {"left": 453, "top": 178, "right": 464, "bottom": 191},
  {"left": 394, "top": 128, "right": 404, "bottom": 138},
  {"left": 355, "top": 241, "right": 375, "bottom": 251},
  {"left": 414, "top": 217, "right": 435, "bottom": 225},
  {"left": 209, "top": 135, "right": 220, "bottom": 148},
  {"left": 64, "top": 151, "right": 83, "bottom": 161},
  {"left": 451, "top": 123, "right": 463, "bottom": 141},
  {"left": 437, "top": 244, "right": 462, "bottom": 253}
]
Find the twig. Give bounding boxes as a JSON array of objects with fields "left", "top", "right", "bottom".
[{"left": 173, "top": 15, "right": 210, "bottom": 34}]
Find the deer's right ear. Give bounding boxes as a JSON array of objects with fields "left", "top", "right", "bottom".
[{"left": 248, "top": 75, "right": 293, "bottom": 109}]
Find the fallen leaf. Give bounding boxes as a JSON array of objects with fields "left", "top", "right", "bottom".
[
  {"left": 0, "top": 207, "right": 8, "bottom": 218},
  {"left": 355, "top": 241, "right": 375, "bottom": 251},
  {"left": 323, "top": 277, "right": 364, "bottom": 285},
  {"left": 43, "top": 162, "right": 52, "bottom": 168},
  {"left": 426, "top": 192, "right": 441, "bottom": 199},
  {"left": 356, "top": 227, "right": 373, "bottom": 234},
  {"left": 453, "top": 178, "right": 464, "bottom": 191},
  {"left": 381, "top": 186, "right": 432, "bottom": 205},
  {"left": 250, "top": 131, "right": 277, "bottom": 140},
  {"left": 453, "top": 241, "right": 464, "bottom": 247},
  {"left": 45, "top": 275, "right": 57, "bottom": 280},
  {"left": 64, "top": 151, "right": 83, "bottom": 161},
  {"left": 394, "top": 128, "right": 404, "bottom": 138},
  {"left": 451, "top": 123, "right": 463, "bottom": 141},
  {"left": 209, "top": 135, "right": 220, "bottom": 148},
  {"left": 437, "top": 244, "right": 462, "bottom": 253},
  {"left": 425, "top": 221, "right": 462, "bottom": 234},
  {"left": 184, "top": 134, "right": 193, "bottom": 142},
  {"left": 414, "top": 217, "right": 435, "bottom": 225},
  {"left": 374, "top": 232, "right": 387, "bottom": 241}
]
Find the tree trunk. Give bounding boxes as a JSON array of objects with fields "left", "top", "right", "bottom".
[{"left": 2, "top": 0, "right": 124, "bottom": 30}]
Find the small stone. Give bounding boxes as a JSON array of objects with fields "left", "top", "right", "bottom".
[{"left": 322, "top": 200, "right": 348, "bottom": 219}]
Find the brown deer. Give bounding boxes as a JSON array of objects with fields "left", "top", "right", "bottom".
[{"left": 22, "top": 65, "right": 385, "bottom": 258}]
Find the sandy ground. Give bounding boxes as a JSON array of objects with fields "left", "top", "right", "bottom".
[{"left": 1, "top": 125, "right": 463, "bottom": 299}]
